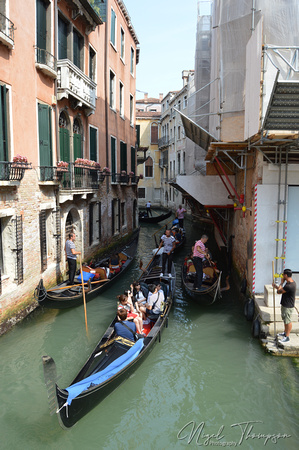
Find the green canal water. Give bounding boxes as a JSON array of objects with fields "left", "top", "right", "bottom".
[{"left": 0, "top": 219, "right": 298, "bottom": 450}]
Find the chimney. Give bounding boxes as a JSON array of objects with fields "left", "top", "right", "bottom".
[
  {"left": 159, "top": 93, "right": 163, "bottom": 102},
  {"left": 144, "top": 93, "right": 148, "bottom": 100},
  {"left": 182, "top": 70, "right": 188, "bottom": 86}
]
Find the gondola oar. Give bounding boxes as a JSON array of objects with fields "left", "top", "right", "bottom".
[
  {"left": 80, "top": 255, "right": 89, "bottom": 338},
  {"left": 139, "top": 246, "right": 161, "bottom": 278},
  {"left": 272, "top": 260, "right": 277, "bottom": 337}
]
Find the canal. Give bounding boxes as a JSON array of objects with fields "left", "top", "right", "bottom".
[{"left": 0, "top": 218, "right": 298, "bottom": 449}]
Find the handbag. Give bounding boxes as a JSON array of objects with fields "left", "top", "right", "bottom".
[{"left": 120, "top": 321, "right": 143, "bottom": 341}]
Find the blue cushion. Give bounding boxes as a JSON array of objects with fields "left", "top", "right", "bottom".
[{"left": 77, "top": 271, "right": 95, "bottom": 282}]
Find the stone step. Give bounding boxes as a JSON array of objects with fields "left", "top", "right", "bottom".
[{"left": 254, "top": 296, "right": 299, "bottom": 323}]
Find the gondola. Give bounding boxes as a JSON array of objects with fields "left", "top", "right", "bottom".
[
  {"left": 152, "top": 227, "right": 186, "bottom": 255},
  {"left": 42, "top": 253, "right": 175, "bottom": 429},
  {"left": 34, "top": 229, "right": 140, "bottom": 309},
  {"left": 139, "top": 209, "right": 172, "bottom": 223},
  {"left": 181, "top": 254, "right": 222, "bottom": 305}
]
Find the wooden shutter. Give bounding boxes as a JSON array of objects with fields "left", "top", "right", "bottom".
[
  {"left": 38, "top": 104, "right": 52, "bottom": 167},
  {"left": 111, "top": 200, "right": 115, "bottom": 235},
  {"left": 0, "top": 84, "right": 8, "bottom": 161},
  {"left": 59, "top": 127, "right": 70, "bottom": 162},
  {"left": 58, "top": 16, "right": 68, "bottom": 60},
  {"left": 73, "top": 30, "right": 83, "bottom": 69},
  {"left": 89, "top": 203, "right": 93, "bottom": 246},
  {"left": 90, "top": 127, "right": 97, "bottom": 161},
  {"left": 110, "top": 9, "right": 116, "bottom": 46},
  {"left": 120, "top": 142, "right": 127, "bottom": 172},
  {"left": 73, "top": 133, "right": 82, "bottom": 160},
  {"left": 97, "top": 202, "right": 101, "bottom": 240},
  {"left": 111, "top": 136, "right": 116, "bottom": 181},
  {"left": 135, "top": 125, "right": 140, "bottom": 147},
  {"left": 36, "top": 0, "right": 47, "bottom": 51},
  {"left": 130, "top": 146, "right": 136, "bottom": 173}
]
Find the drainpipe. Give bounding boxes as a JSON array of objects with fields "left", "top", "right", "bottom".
[
  {"left": 251, "top": 0, "right": 256, "bottom": 35},
  {"left": 282, "top": 149, "right": 288, "bottom": 275},
  {"left": 104, "top": 3, "right": 109, "bottom": 194},
  {"left": 54, "top": 0, "right": 59, "bottom": 210}
]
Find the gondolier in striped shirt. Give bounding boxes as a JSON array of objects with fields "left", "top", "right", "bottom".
[
  {"left": 192, "top": 235, "right": 209, "bottom": 290},
  {"left": 65, "top": 233, "right": 81, "bottom": 285}
]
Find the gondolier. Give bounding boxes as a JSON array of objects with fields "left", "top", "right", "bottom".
[
  {"left": 159, "top": 229, "right": 176, "bottom": 277},
  {"left": 65, "top": 233, "right": 81, "bottom": 285},
  {"left": 146, "top": 200, "right": 152, "bottom": 217},
  {"left": 192, "top": 235, "right": 209, "bottom": 290}
]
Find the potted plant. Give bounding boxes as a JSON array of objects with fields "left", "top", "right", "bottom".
[
  {"left": 57, "top": 161, "right": 69, "bottom": 171},
  {"left": 102, "top": 167, "right": 111, "bottom": 174},
  {"left": 12, "top": 154, "right": 28, "bottom": 167}
]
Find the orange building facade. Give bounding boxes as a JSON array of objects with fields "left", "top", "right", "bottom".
[{"left": 0, "top": 0, "right": 139, "bottom": 322}]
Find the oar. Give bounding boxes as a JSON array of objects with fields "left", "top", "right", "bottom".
[
  {"left": 80, "top": 255, "right": 89, "bottom": 338},
  {"left": 272, "top": 260, "right": 277, "bottom": 337},
  {"left": 139, "top": 246, "right": 161, "bottom": 279},
  {"left": 47, "top": 278, "right": 109, "bottom": 292}
]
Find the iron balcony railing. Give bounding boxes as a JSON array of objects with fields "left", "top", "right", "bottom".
[
  {"left": 158, "top": 135, "right": 169, "bottom": 148},
  {"left": 111, "top": 173, "right": 129, "bottom": 184},
  {"left": 39, "top": 163, "right": 106, "bottom": 189},
  {"left": 35, "top": 47, "right": 57, "bottom": 72},
  {"left": 0, "top": 12, "right": 14, "bottom": 42},
  {"left": 0, "top": 162, "right": 31, "bottom": 181}
]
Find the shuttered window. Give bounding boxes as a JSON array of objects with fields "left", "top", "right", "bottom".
[
  {"left": 36, "top": 0, "right": 47, "bottom": 51},
  {"left": 0, "top": 84, "right": 8, "bottom": 161},
  {"left": 120, "top": 141, "right": 127, "bottom": 172},
  {"left": 111, "top": 136, "right": 116, "bottom": 181},
  {"left": 130, "top": 47, "right": 135, "bottom": 75},
  {"left": 38, "top": 103, "right": 52, "bottom": 168},
  {"left": 151, "top": 123, "right": 158, "bottom": 144},
  {"left": 39, "top": 211, "right": 47, "bottom": 272},
  {"left": 58, "top": 15, "right": 68, "bottom": 60},
  {"left": 73, "top": 29, "right": 83, "bottom": 69},
  {"left": 145, "top": 157, "right": 153, "bottom": 178},
  {"left": 130, "top": 146, "right": 136, "bottom": 174},
  {"left": 90, "top": 127, "right": 97, "bottom": 161},
  {"left": 110, "top": 8, "right": 116, "bottom": 46}
]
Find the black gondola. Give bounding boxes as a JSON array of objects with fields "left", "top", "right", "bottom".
[
  {"left": 42, "top": 254, "right": 176, "bottom": 428},
  {"left": 181, "top": 254, "right": 222, "bottom": 305},
  {"left": 139, "top": 210, "right": 172, "bottom": 223},
  {"left": 34, "top": 229, "right": 139, "bottom": 309}
]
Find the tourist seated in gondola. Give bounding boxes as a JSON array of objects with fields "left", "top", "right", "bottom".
[
  {"left": 117, "top": 291, "right": 143, "bottom": 334},
  {"left": 109, "top": 253, "right": 122, "bottom": 276},
  {"left": 131, "top": 281, "right": 148, "bottom": 319},
  {"left": 145, "top": 283, "right": 165, "bottom": 320},
  {"left": 114, "top": 308, "right": 137, "bottom": 341}
]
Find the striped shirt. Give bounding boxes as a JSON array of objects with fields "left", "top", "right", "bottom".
[{"left": 193, "top": 240, "right": 206, "bottom": 259}]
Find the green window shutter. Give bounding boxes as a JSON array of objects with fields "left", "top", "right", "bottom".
[
  {"left": 36, "top": 0, "right": 47, "bottom": 51},
  {"left": 38, "top": 103, "right": 52, "bottom": 167},
  {"left": 120, "top": 142, "right": 127, "bottom": 172},
  {"left": 73, "top": 133, "right": 82, "bottom": 160},
  {"left": 111, "top": 200, "right": 115, "bottom": 234},
  {"left": 58, "top": 16, "right": 68, "bottom": 60},
  {"left": 59, "top": 128, "right": 70, "bottom": 162},
  {"left": 130, "top": 146, "right": 136, "bottom": 174},
  {"left": 90, "top": 127, "right": 97, "bottom": 161},
  {"left": 73, "top": 30, "right": 83, "bottom": 69},
  {"left": 0, "top": 85, "right": 8, "bottom": 161},
  {"left": 110, "top": 9, "right": 116, "bottom": 46},
  {"left": 111, "top": 136, "right": 116, "bottom": 174}
]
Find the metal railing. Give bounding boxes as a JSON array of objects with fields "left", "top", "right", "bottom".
[
  {"left": 35, "top": 47, "right": 57, "bottom": 72},
  {"left": 0, "top": 12, "right": 14, "bottom": 42},
  {"left": 0, "top": 162, "right": 30, "bottom": 181},
  {"left": 39, "top": 164, "right": 106, "bottom": 189},
  {"left": 111, "top": 173, "right": 129, "bottom": 184},
  {"left": 158, "top": 135, "right": 169, "bottom": 148}
]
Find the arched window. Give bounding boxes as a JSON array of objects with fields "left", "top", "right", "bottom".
[
  {"left": 145, "top": 156, "right": 153, "bottom": 177},
  {"left": 151, "top": 123, "right": 158, "bottom": 144}
]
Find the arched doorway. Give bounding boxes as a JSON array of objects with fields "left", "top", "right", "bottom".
[
  {"left": 59, "top": 111, "right": 70, "bottom": 162},
  {"left": 64, "top": 208, "right": 82, "bottom": 257}
]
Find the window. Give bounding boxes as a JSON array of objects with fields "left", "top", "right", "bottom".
[
  {"left": 178, "top": 100, "right": 181, "bottom": 111},
  {"left": 119, "top": 81, "right": 124, "bottom": 117},
  {"left": 38, "top": 103, "right": 53, "bottom": 171},
  {"left": 58, "top": 15, "right": 68, "bottom": 60},
  {"left": 121, "top": 202, "right": 126, "bottom": 228},
  {"left": 36, "top": 0, "right": 51, "bottom": 64},
  {"left": 136, "top": 124, "right": 140, "bottom": 147},
  {"left": 151, "top": 123, "right": 158, "bottom": 144},
  {"left": 89, "top": 46, "right": 96, "bottom": 81},
  {"left": 130, "top": 146, "right": 136, "bottom": 174},
  {"left": 0, "top": 84, "right": 9, "bottom": 163},
  {"left": 89, "top": 126, "right": 97, "bottom": 161},
  {"left": 138, "top": 188, "right": 145, "bottom": 199},
  {"left": 120, "top": 141, "right": 127, "bottom": 172},
  {"left": 130, "top": 94, "right": 134, "bottom": 125},
  {"left": 178, "top": 126, "right": 181, "bottom": 140},
  {"left": 178, "top": 153, "right": 181, "bottom": 174},
  {"left": 73, "top": 29, "right": 83, "bottom": 70},
  {"left": 111, "top": 136, "right": 117, "bottom": 181},
  {"left": 110, "top": 7, "right": 116, "bottom": 47},
  {"left": 145, "top": 157, "right": 153, "bottom": 178},
  {"left": 110, "top": 70, "right": 116, "bottom": 109},
  {"left": 130, "top": 47, "right": 135, "bottom": 75},
  {"left": 120, "top": 27, "right": 125, "bottom": 60},
  {"left": 112, "top": 199, "right": 120, "bottom": 234},
  {"left": 183, "top": 95, "right": 187, "bottom": 109}
]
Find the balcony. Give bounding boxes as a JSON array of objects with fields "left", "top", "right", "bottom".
[
  {"left": 57, "top": 59, "right": 97, "bottom": 115},
  {"left": 111, "top": 173, "right": 129, "bottom": 185},
  {"left": 159, "top": 150, "right": 168, "bottom": 168},
  {"left": 0, "top": 12, "right": 14, "bottom": 49},
  {"left": 35, "top": 47, "right": 57, "bottom": 79},
  {"left": 158, "top": 135, "right": 169, "bottom": 149},
  {"left": 38, "top": 164, "right": 106, "bottom": 190},
  {"left": 0, "top": 161, "right": 31, "bottom": 184}
]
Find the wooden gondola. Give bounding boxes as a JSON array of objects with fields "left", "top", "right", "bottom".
[
  {"left": 181, "top": 254, "right": 222, "bottom": 305},
  {"left": 42, "top": 254, "right": 176, "bottom": 429},
  {"left": 139, "top": 209, "right": 172, "bottom": 223},
  {"left": 34, "top": 229, "right": 140, "bottom": 309}
]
